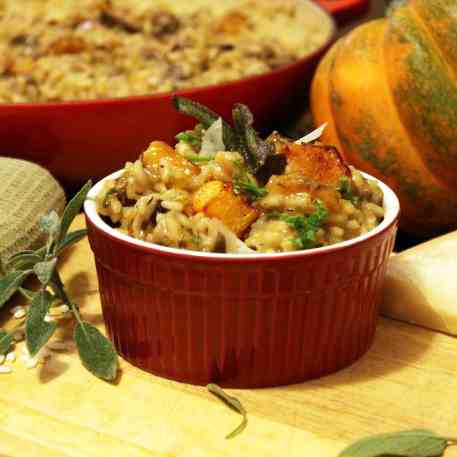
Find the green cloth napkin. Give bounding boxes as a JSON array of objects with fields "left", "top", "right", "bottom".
[{"left": 0, "top": 157, "right": 66, "bottom": 276}]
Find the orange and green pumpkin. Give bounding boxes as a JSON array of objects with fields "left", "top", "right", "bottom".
[{"left": 311, "top": 0, "right": 457, "bottom": 236}]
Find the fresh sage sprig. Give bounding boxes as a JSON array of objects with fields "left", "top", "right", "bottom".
[
  {"left": 74, "top": 321, "right": 118, "bottom": 381},
  {"left": 339, "top": 429, "right": 457, "bottom": 457},
  {"left": 0, "top": 180, "right": 119, "bottom": 381},
  {"left": 25, "top": 291, "right": 58, "bottom": 356},
  {"left": 0, "top": 270, "right": 33, "bottom": 307},
  {"left": 207, "top": 383, "right": 248, "bottom": 439}
]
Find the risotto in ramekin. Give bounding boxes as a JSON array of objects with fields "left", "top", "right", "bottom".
[{"left": 96, "top": 97, "right": 384, "bottom": 254}]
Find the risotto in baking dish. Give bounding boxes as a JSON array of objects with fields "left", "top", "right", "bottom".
[
  {"left": 96, "top": 97, "right": 384, "bottom": 253},
  {"left": 0, "top": 0, "right": 333, "bottom": 103}
]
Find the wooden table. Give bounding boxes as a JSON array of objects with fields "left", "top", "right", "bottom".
[{"left": 1, "top": 215, "right": 457, "bottom": 456}]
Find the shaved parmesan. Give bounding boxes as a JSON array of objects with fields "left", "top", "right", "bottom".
[
  {"left": 295, "top": 123, "right": 328, "bottom": 145},
  {"left": 201, "top": 118, "right": 225, "bottom": 154},
  {"left": 211, "top": 219, "right": 255, "bottom": 254},
  {"left": 382, "top": 230, "right": 457, "bottom": 335}
]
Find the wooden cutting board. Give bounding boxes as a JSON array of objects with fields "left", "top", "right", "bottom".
[{"left": 1, "top": 215, "right": 457, "bottom": 457}]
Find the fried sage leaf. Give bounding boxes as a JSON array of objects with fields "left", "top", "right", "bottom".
[
  {"left": 74, "top": 321, "right": 118, "bottom": 381},
  {"left": 26, "top": 290, "right": 58, "bottom": 357},
  {"left": 232, "top": 104, "right": 272, "bottom": 174},
  {"left": 0, "top": 269, "right": 32, "bottom": 309},
  {"left": 232, "top": 105, "right": 256, "bottom": 171},
  {"left": 255, "top": 154, "right": 288, "bottom": 186},
  {"left": 339, "top": 429, "right": 457, "bottom": 457},
  {"left": 172, "top": 96, "right": 237, "bottom": 150},
  {"left": 0, "top": 330, "right": 13, "bottom": 355},
  {"left": 207, "top": 383, "right": 248, "bottom": 439}
]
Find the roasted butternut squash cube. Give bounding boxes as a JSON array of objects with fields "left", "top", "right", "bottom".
[
  {"left": 205, "top": 189, "right": 259, "bottom": 237},
  {"left": 192, "top": 180, "right": 224, "bottom": 212},
  {"left": 313, "top": 187, "right": 342, "bottom": 212},
  {"left": 142, "top": 140, "right": 198, "bottom": 176},
  {"left": 284, "top": 143, "right": 350, "bottom": 185}
]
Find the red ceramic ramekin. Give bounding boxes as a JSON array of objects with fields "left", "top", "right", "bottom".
[
  {"left": 84, "top": 172, "right": 399, "bottom": 387},
  {"left": 0, "top": 1, "right": 335, "bottom": 190}
]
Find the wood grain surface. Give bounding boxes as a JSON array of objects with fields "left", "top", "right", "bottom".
[{"left": 1, "top": 214, "right": 457, "bottom": 457}]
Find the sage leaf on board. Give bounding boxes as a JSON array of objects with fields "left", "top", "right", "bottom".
[
  {"left": 25, "top": 290, "right": 58, "bottom": 357},
  {"left": 58, "top": 180, "right": 92, "bottom": 244},
  {"left": 33, "top": 258, "right": 57, "bottom": 286},
  {"left": 339, "top": 429, "right": 457, "bottom": 457},
  {"left": 56, "top": 229, "right": 88, "bottom": 254},
  {"left": 74, "top": 321, "right": 118, "bottom": 381},
  {"left": 207, "top": 383, "right": 248, "bottom": 439},
  {"left": 0, "top": 330, "right": 12, "bottom": 355},
  {"left": 0, "top": 269, "right": 32, "bottom": 308}
]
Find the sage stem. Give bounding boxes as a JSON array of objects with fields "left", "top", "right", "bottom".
[{"left": 50, "top": 271, "right": 83, "bottom": 325}]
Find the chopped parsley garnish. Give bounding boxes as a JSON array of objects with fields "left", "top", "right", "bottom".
[
  {"left": 176, "top": 131, "right": 200, "bottom": 145},
  {"left": 279, "top": 201, "right": 328, "bottom": 249},
  {"left": 338, "top": 176, "right": 359, "bottom": 205},
  {"left": 185, "top": 154, "right": 215, "bottom": 164},
  {"left": 191, "top": 233, "right": 202, "bottom": 245},
  {"left": 232, "top": 160, "right": 268, "bottom": 203},
  {"left": 235, "top": 180, "right": 267, "bottom": 202}
]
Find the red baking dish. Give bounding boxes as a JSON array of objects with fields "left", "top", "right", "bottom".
[
  {"left": 315, "top": 0, "right": 370, "bottom": 20},
  {"left": 0, "top": 2, "right": 335, "bottom": 190},
  {"left": 84, "top": 172, "right": 399, "bottom": 387}
]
